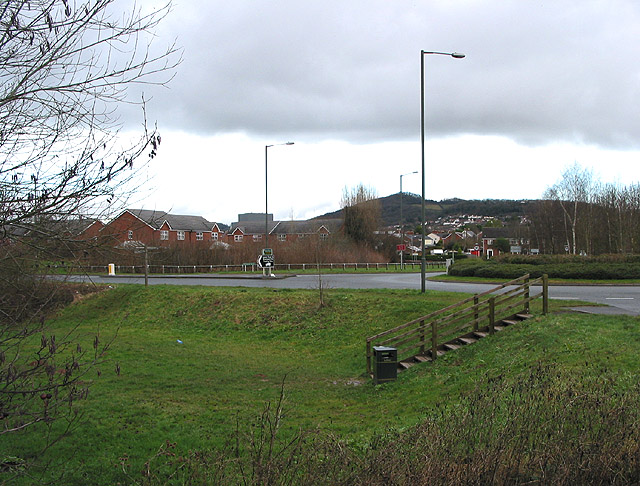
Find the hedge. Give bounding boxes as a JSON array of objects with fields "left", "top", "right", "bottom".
[{"left": 449, "top": 258, "right": 640, "bottom": 280}]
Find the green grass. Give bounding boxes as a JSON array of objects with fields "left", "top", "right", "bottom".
[{"left": 3, "top": 284, "right": 639, "bottom": 484}]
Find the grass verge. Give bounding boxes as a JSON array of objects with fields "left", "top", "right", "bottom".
[{"left": 2, "top": 284, "right": 638, "bottom": 484}]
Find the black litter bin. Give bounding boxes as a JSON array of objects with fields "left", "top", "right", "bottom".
[{"left": 373, "top": 346, "right": 397, "bottom": 384}]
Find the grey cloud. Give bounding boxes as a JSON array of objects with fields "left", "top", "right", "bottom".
[{"left": 132, "top": 0, "right": 640, "bottom": 149}]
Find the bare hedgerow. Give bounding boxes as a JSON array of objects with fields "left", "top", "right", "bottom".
[
  {"left": 355, "top": 364, "right": 640, "bottom": 485},
  {"left": 134, "top": 364, "right": 640, "bottom": 485}
]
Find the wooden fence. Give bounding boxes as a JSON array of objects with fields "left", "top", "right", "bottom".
[
  {"left": 59, "top": 261, "right": 445, "bottom": 274},
  {"left": 366, "top": 274, "right": 549, "bottom": 375}
]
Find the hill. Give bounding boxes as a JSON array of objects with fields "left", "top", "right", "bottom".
[{"left": 314, "top": 193, "right": 532, "bottom": 226}]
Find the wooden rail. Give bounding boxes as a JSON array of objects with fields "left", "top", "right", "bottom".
[
  {"left": 366, "top": 274, "right": 549, "bottom": 376},
  {"left": 58, "top": 261, "right": 446, "bottom": 275}
]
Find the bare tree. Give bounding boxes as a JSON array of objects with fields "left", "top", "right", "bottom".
[
  {"left": 628, "top": 183, "right": 640, "bottom": 253},
  {"left": 544, "top": 163, "right": 594, "bottom": 254},
  {"left": 0, "top": 0, "right": 180, "bottom": 235},
  {"left": 535, "top": 164, "right": 640, "bottom": 255},
  {"left": 0, "top": 0, "right": 179, "bottom": 476},
  {"left": 596, "top": 182, "right": 640, "bottom": 254},
  {"left": 340, "top": 184, "right": 380, "bottom": 247}
]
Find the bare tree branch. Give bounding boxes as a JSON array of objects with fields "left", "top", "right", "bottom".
[{"left": 0, "top": 0, "right": 180, "bottom": 477}]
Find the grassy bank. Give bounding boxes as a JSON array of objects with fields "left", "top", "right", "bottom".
[{"left": 3, "top": 284, "right": 639, "bottom": 484}]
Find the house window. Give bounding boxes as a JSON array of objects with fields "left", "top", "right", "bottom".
[
  {"left": 196, "top": 232, "right": 203, "bottom": 241},
  {"left": 177, "top": 231, "right": 185, "bottom": 241},
  {"left": 128, "top": 230, "right": 133, "bottom": 240},
  {"left": 160, "top": 230, "right": 169, "bottom": 240},
  {"left": 278, "top": 234, "right": 286, "bottom": 242},
  {"left": 253, "top": 234, "right": 262, "bottom": 242},
  {"left": 212, "top": 232, "right": 218, "bottom": 241},
  {"left": 319, "top": 233, "right": 328, "bottom": 241},
  {"left": 234, "top": 234, "right": 243, "bottom": 242}
]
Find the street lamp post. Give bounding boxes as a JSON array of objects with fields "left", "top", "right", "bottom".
[
  {"left": 264, "top": 142, "right": 294, "bottom": 276},
  {"left": 420, "top": 50, "right": 465, "bottom": 293},
  {"left": 400, "top": 171, "right": 418, "bottom": 269}
]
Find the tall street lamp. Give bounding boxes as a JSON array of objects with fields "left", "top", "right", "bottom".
[
  {"left": 400, "top": 170, "right": 418, "bottom": 269},
  {"left": 265, "top": 142, "right": 294, "bottom": 249},
  {"left": 420, "top": 50, "right": 465, "bottom": 293}
]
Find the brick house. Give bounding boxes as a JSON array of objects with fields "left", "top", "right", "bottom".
[
  {"left": 100, "top": 209, "right": 219, "bottom": 247},
  {"left": 227, "top": 217, "right": 342, "bottom": 244},
  {"left": 75, "top": 219, "right": 105, "bottom": 242},
  {"left": 227, "top": 220, "right": 274, "bottom": 244},
  {"left": 269, "top": 219, "right": 343, "bottom": 243},
  {"left": 481, "top": 227, "right": 530, "bottom": 258}
]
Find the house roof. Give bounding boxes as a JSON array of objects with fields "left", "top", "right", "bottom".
[
  {"left": 2, "top": 217, "right": 101, "bottom": 239},
  {"left": 64, "top": 217, "right": 104, "bottom": 235},
  {"left": 124, "top": 209, "right": 215, "bottom": 232},
  {"left": 273, "top": 219, "right": 343, "bottom": 235},
  {"left": 1, "top": 224, "right": 29, "bottom": 238},
  {"left": 228, "top": 220, "right": 277, "bottom": 235},
  {"left": 481, "top": 227, "right": 511, "bottom": 239}
]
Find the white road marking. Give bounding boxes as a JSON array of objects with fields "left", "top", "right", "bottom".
[{"left": 606, "top": 297, "right": 634, "bottom": 300}]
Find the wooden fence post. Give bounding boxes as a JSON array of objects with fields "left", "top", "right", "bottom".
[
  {"left": 366, "top": 340, "right": 372, "bottom": 375},
  {"left": 524, "top": 275, "right": 530, "bottom": 313},
  {"left": 431, "top": 321, "right": 438, "bottom": 360},
  {"left": 473, "top": 295, "right": 479, "bottom": 331},
  {"left": 419, "top": 319, "right": 425, "bottom": 354},
  {"left": 543, "top": 274, "right": 549, "bottom": 315},
  {"left": 489, "top": 296, "right": 495, "bottom": 335}
]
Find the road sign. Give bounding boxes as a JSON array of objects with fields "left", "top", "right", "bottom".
[
  {"left": 258, "top": 248, "right": 275, "bottom": 268},
  {"left": 396, "top": 244, "right": 406, "bottom": 251},
  {"left": 257, "top": 255, "right": 273, "bottom": 268}
]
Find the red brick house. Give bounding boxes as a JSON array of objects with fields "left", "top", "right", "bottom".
[
  {"left": 99, "top": 209, "right": 219, "bottom": 247},
  {"left": 227, "top": 218, "right": 342, "bottom": 244},
  {"left": 227, "top": 220, "right": 275, "bottom": 244},
  {"left": 481, "top": 227, "right": 530, "bottom": 258},
  {"left": 270, "top": 219, "right": 342, "bottom": 243},
  {"left": 76, "top": 219, "right": 105, "bottom": 241}
]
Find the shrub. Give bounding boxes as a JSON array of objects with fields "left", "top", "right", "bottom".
[
  {"left": 449, "top": 257, "right": 640, "bottom": 280},
  {"left": 136, "top": 365, "right": 640, "bottom": 485}
]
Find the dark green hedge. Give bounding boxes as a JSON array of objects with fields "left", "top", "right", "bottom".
[
  {"left": 449, "top": 258, "right": 640, "bottom": 280},
  {"left": 496, "top": 254, "right": 640, "bottom": 265}
]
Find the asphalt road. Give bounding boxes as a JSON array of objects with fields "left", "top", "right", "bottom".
[{"left": 65, "top": 272, "right": 640, "bottom": 316}]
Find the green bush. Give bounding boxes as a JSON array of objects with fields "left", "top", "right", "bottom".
[
  {"left": 497, "top": 253, "right": 640, "bottom": 265},
  {"left": 449, "top": 258, "right": 640, "bottom": 280}
]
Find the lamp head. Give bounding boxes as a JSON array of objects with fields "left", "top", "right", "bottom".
[{"left": 451, "top": 52, "right": 465, "bottom": 59}]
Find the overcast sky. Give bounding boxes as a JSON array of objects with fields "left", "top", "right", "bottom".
[{"left": 123, "top": 0, "right": 640, "bottom": 224}]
